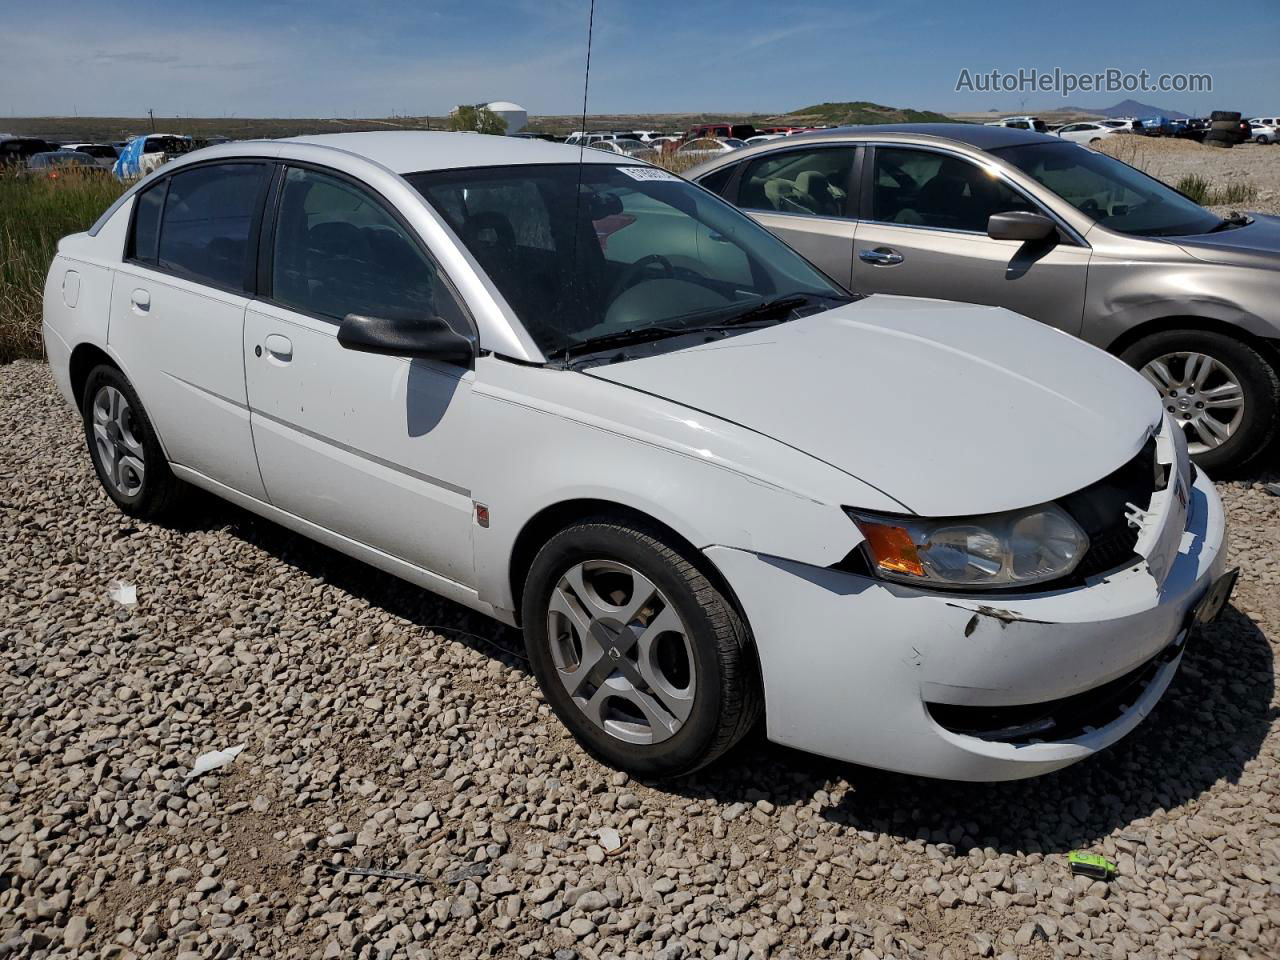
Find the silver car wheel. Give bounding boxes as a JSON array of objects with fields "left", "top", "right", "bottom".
[
  {"left": 91, "top": 385, "right": 146, "bottom": 497},
  {"left": 1141, "top": 351, "right": 1245, "bottom": 454},
  {"left": 546, "top": 560, "right": 696, "bottom": 745}
]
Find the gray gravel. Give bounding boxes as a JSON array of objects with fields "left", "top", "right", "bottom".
[{"left": 2, "top": 359, "right": 1278, "bottom": 960}]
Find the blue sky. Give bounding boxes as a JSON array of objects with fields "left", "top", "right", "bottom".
[{"left": 1, "top": 0, "right": 1276, "bottom": 117}]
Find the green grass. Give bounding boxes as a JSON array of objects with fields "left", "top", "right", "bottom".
[
  {"left": 1175, "top": 173, "right": 1258, "bottom": 207},
  {"left": 0, "top": 169, "right": 127, "bottom": 363}
]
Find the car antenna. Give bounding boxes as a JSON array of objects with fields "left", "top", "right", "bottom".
[{"left": 567, "top": 0, "right": 597, "bottom": 322}]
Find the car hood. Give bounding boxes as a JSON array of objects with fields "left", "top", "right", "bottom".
[
  {"left": 1173, "top": 213, "right": 1280, "bottom": 268},
  {"left": 584, "top": 296, "right": 1161, "bottom": 516}
]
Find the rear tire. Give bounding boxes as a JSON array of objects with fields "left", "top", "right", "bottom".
[
  {"left": 82, "top": 365, "right": 186, "bottom": 520},
  {"left": 1121, "top": 330, "right": 1280, "bottom": 472},
  {"left": 521, "top": 518, "right": 761, "bottom": 778}
]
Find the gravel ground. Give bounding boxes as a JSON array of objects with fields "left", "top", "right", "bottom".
[
  {"left": 2, "top": 359, "right": 1278, "bottom": 960},
  {"left": 1097, "top": 137, "right": 1280, "bottom": 217}
]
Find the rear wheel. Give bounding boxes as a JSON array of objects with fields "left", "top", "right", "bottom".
[
  {"left": 1122, "top": 330, "right": 1280, "bottom": 471},
  {"left": 82, "top": 365, "right": 185, "bottom": 519},
  {"left": 521, "top": 518, "right": 760, "bottom": 778}
]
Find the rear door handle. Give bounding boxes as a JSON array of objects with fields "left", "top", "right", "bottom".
[
  {"left": 859, "top": 247, "right": 904, "bottom": 266},
  {"left": 130, "top": 288, "right": 151, "bottom": 312},
  {"left": 263, "top": 334, "right": 293, "bottom": 362}
]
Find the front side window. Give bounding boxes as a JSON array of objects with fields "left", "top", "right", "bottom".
[
  {"left": 155, "top": 163, "right": 268, "bottom": 290},
  {"left": 738, "top": 147, "right": 855, "bottom": 217},
  {"left": 271, "top": 167, "right": 467, "bottom": 330},
  {"left": 871, "top": 147, "right": 1034, "bottom": 232},
  {"left": 408, "top": 163, "right": 846, "bottom": 357},
  {"left": 991, "top": 141, "right": 1222, "bottom": 237}
]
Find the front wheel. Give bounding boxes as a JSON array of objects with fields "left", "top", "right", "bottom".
[
  {"left": 1122, "top": 330, "right": 1280, "bottom": 472},
  {"left": 521, "top": 519, "right": 761, "bottom": 778}
]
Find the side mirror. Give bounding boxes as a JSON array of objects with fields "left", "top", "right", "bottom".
[
  {"left": 337, "top": 313, "right": 474, "bottom": 366},
  {"left": 988, "top": 211, "right": 1057, "bottom": 242}
]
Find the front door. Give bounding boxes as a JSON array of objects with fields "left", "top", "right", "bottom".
[
  {"left": 243, "top": 165, "right": 477, "bottom": 585},
  {"left": 107, "top": 161, "right": 272, "bottom": 498},
  {"left": 852, "top": 145, "right": 1090, "bottom": 335}
]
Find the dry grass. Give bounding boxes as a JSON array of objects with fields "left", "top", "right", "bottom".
[{"left": 0, "top": 168, "right": 126, "bottom": 363}]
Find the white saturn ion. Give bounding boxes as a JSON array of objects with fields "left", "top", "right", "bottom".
[{"left": 44, "top": 132, "right": 1234, "bottom": 781}]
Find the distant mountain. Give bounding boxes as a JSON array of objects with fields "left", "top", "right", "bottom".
[
  {"left": 772, "top": 101, "right": 956, "bottom": 126},
  {"left": 1062, "top": 99, "right": 1190, "bottom": 120}
]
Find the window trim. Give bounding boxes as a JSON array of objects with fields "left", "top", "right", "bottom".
[
  {"left": 124, "top": 157, "right": 275, "bottom": 297},
  {"left": 254, "top": 159, "right": 478, "bottom": 344},
  {"left": 859, "top": 143, "right": 1088, "bottom": 247}
]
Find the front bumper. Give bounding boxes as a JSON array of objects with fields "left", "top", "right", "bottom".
[{"left": 706, "top": 466, "right": 1227, "bottom": 781}]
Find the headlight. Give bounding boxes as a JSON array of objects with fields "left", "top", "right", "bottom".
[{"left": 846, "top": 503, "right": 1090, "bottom": 590}]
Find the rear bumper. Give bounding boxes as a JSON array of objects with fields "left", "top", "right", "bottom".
[{"left": 706, "top": 468, "right": 1227, "bottom": 781}]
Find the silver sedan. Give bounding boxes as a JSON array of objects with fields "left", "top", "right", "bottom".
[{"left": 688, "top": 123, "right": 1280, "bottom": 470}]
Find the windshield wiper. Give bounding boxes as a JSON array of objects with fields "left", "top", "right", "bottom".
[
  {"left": 551, "top": 324, "right": 698, "bottom": 360},
  {"left": 1210, "top": 211, "right": 1252, "bottom": 232},
  {"left": 704, "top": 292, "right": 850, "bottom": 330}
]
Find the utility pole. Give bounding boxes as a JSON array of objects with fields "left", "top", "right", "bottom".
[{"left": 148, "top": 108, "right": 156, "bottom": 131}]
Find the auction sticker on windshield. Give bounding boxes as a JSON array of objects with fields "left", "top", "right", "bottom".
[{"left": 617, "top": 166, "right": 681, "bottom": 182}]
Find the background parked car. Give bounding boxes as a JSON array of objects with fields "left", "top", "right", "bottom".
[
  {"left": 1055, "top": 122, "right": 1116, "bottom": 145},
  {"left": 113, "top": 134, "right": 194, "bottom": 179},
  {"left": 1248, "top": 122, "right": 1278, "bottom": 144},
  {"left": 1172, "top": 118, "right": 1209, "bottom": 142},
  {"left": 985, "top": 116, "right": 1049, "bottom": 132},
  {"left": 1100, "top": 118, "right": 1145, "bottom": 133},
  {"left": 689, "top": 124, "right": 1280, "bottom": 470},
  {"left": 677, "top": 137, "right": 747, "bottom": 161},
  {"left": 0, "top": 136, "right": 57, "bottom": 166},
  {"left": 59, "top": 143, "right": 120, "bottom": 168},
  {"left": 24, "top": 150, "right": 105, "bottom": 178},
  {"left": 686, "top": 122, "right": 758, "bottom": 141},
  {"left": 589, "top": 138, "right": 657, "bottom": 160}
]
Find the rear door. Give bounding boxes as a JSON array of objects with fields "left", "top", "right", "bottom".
[
  {"left": 724, "top": 144, "right": 860, "bottom": 288},
  {"left": 852, "top": 144, "right": 1091, "bottom": 335},
  {"left": 107, "top": 160, "right": 272, "bottom": 498}
]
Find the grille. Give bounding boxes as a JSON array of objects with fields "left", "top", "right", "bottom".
[{"left": 1060, "top": 437, "right": 1159, "bottom": 582}]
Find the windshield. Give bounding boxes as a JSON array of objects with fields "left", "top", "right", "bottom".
[
  {"left": 990, "top": 141, "right": 1222, "bottom": 237},
  {"left": 407, "top": 163, "right": 846, "bottom": 356}
]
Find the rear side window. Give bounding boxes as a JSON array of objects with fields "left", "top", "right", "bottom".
[
  {"left": 156, "top": 163, "right": 269, "bottom": 291},
  {"left": 129, "top": 180, "right": 167, "bottom": 262},
  {"left": 270, "top": 167, "right": 468, "bottom": 332},
  {"left": 738, "top": 147, "right": 855, "bottom": 217}
]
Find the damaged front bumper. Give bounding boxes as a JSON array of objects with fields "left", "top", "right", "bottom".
[{"left": 705, "top": 465, "right": 1228, "bottom": 781}]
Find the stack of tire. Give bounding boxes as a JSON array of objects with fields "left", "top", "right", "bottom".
[{"left": 1205, "top": 111, "right": 1243, "bottom": 148}]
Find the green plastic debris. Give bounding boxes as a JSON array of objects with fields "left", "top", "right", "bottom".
[{"left": 1067, "top": 850, "right": 1117, "bottom": 880}]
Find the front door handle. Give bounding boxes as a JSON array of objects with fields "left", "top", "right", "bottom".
[
  {"left": 859, "top": 247, "right": 905, "bottom": 266},
  {"left": 130, "top": 288, "right": 151, "bottom": 312},
  {"left": 263, "top": 334, "right": 293, "bottom": 362}
]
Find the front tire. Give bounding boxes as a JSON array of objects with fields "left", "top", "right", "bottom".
[
  {"left": 82, "top": 365, "right": 185, "bottom": 520},
  {"left": 1121, "top": 330, "right": 1280, "bottom": 472},
  {"left": 521, "top": 518, "right": 760, "bottom": 778}
]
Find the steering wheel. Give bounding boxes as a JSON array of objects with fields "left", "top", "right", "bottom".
[
  {"left": 608, "top": 254, "right": 676, "bottom": 304},
  {"left": 1079, "top": 198, "right": 1102, "bottom": 216}
]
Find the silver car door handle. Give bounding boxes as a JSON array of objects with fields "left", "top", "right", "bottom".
[
  {"left": 263, "top": 334, "right": 293, "bottom": 361},
  {"left": 859, "top": 248, "right": 904, "bottom": 266},
  {"left": 130, "top": 288, "right": 151, "bottom": 312}
]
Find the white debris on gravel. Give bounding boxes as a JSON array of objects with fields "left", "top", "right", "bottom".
[
  {"left": 1, "top": 360, "right": 1277, "bottom": 960},
  {"left": 185, "top": 745, "right": 247, "bottom": 782}
]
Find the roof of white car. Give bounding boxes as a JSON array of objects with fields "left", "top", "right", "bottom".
[{"left": 282, "top": 131, "right": 621, "bottom": 174}]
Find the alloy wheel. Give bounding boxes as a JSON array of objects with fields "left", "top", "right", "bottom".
[
  {"left": 1140, "top": 351, "right": 1245, "bottom": 454},
  {"left": 91, "top": 385, "right": 146, "bottom": 497},
  {"left": 546, "top": 560, "right": 696, "bottom": 745}
]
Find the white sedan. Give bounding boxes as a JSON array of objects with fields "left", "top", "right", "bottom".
[
  {"left": 43, "top": 132, "right": 1231, "bottom": 781},
  {"left": 676, "top": 137, "right": 747, "bottom": 161},
  {"left": 1055, "top": 122, "right": 1117, "bottom": 145}
]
